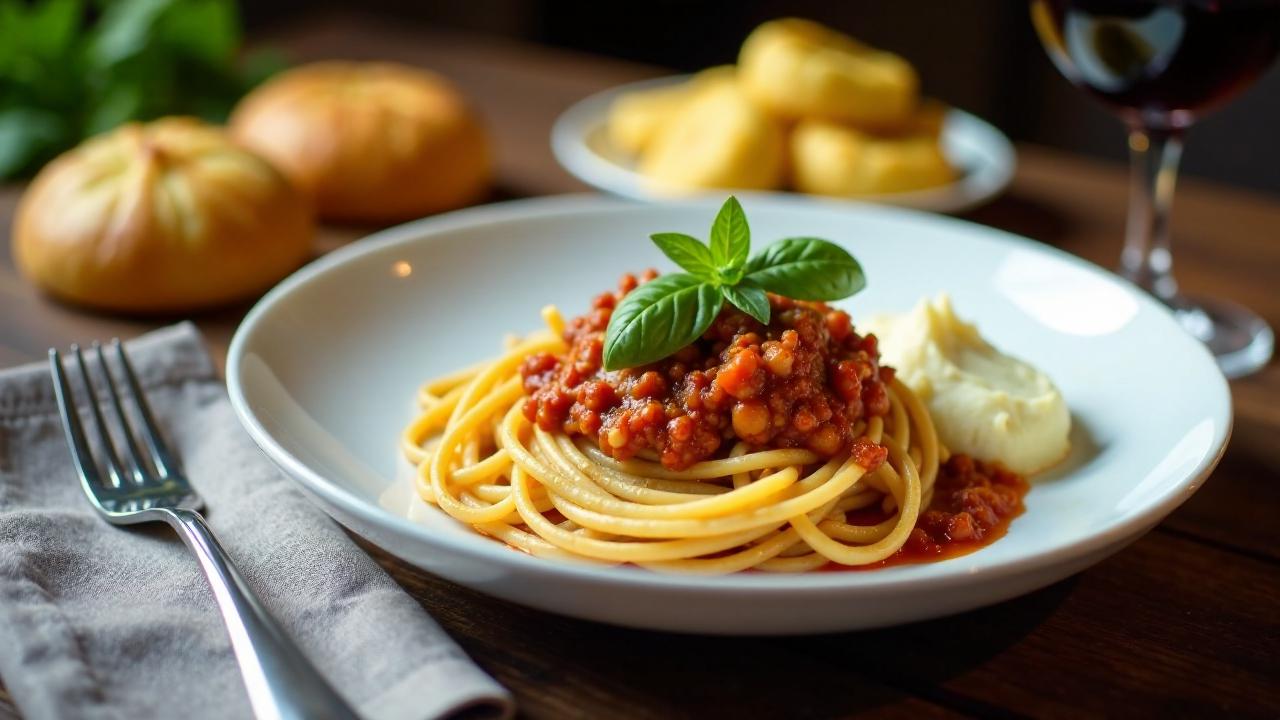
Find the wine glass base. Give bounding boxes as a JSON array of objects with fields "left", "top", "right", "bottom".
[{"left": 1171, "top": 296, "right": 1274, "bottom": 379}]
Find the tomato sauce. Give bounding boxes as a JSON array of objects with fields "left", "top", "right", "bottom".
[
  {"left": 830, "top": 454, "right": 1029, "bottom": 570},
  {"left": 520, "top": 272, "right": 894, "bottom": 471}
]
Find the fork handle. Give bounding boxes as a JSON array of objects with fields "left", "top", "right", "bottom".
[{"left": 164, "top": 508, "right": 360, "bottom": 720}]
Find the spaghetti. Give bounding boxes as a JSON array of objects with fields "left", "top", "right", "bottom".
[{"left": 400, "top": 303, "right": 944, "bottom": 574}]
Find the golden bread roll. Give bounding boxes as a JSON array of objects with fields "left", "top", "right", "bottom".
[
  {"left": 790, "top": 112, "right": 955, "bottom": 196},
  {"left": 888, "top": 98, "right": 949, "bottom": 138},
  {"left": 12, "top": 118, "right": 314, "bottom": 313},
  {"left": 638, "top": 83, "right": 785, "bottom": 193},
  {"left": 607, "top": 66, "right": 735, "bottom": 156},
  {"left": 230, "top": 61, "right": 490, "bottom": 223},
  {"left": 739, "top": 18, "right": 918, "bottom": 129}
]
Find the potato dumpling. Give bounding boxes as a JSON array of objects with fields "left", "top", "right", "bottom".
[
  {"left": 606, "top": 66, "right": 735, "bottom": 156},
  {"left": 231, "top": 61, "right": 490, "bottom": 223},
  {"left": 12, "top": 118, "right": 313, "bottom": 313},
  {"left": 639, "top": 83, "right": 785, "bottom": 193},
  {"left": 790, "top": 114, "right": 955, "bottom": 197},
  {"left": 739, "top": 18, "right": 918, "bottom": 130}
]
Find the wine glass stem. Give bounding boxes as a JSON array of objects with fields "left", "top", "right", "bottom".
[{"left": 1121, "top": 125, "right": 1185, "bottom": 304}]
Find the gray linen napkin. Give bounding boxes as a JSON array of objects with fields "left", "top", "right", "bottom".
[{"left": 0, "top": 323, "right": 514, "bottom": 720}]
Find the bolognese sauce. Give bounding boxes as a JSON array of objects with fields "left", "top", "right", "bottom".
[
  {"left": 520, "top": 271, "right": 894, "bottom": 471},
  {"left": 839, "top": 454, "right": 1029, "bottom": 570}
]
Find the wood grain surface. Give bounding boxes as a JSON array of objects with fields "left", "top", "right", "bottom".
[{"left": 1, "top": 12, "right": 1277, "bottom": 720}]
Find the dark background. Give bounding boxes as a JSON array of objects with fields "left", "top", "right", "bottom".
[{"left": 243, "top": 1, "right": 1280, "bottom": 195}]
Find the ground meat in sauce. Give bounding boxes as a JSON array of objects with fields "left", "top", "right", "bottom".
[
  {"left": 519, "top": 272, "right": 894, "bottom": 470},
  {"left": 835, "top": 453, "right": 1028, "bottom": 570},
  {"left": 906, "top": 454, "right": 1026, "bottom": 552}
]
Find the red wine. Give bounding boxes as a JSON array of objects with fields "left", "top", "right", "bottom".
[{"left": 1032, "top": 0, "right": 1280, "bottom": 127}]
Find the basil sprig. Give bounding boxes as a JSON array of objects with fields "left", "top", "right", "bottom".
[{"left": 602, "top": 196, "right": 867, "bottom": 371}]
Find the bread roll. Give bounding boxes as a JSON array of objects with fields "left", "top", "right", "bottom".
[
  {"left": 638, "top": 83, "right": 785, "bottom": 193},
  {"left": 790, "top": 104, "right": 955, "bottom": 197},
  {"left": 607, "top": 66, "right": 735, "bottom": 156},
  {"left": 13, "top": 118, "right": 314, "bottom": 313},
  {"left": 230, "top": 61, "right": 490, "bottom": 223},
  {"left": 739, "top": 18, "right": 918, "bottom": 130}
]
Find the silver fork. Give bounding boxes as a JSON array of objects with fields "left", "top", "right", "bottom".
[{"left": 50, "top": 340, "right": 359, "bottom": 720}]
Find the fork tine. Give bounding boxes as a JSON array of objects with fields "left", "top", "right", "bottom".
[
  {"left": 72, "top": 345, "right": 127, "bottom": 490},
  {"left": 112, "top": 338, "right": 179, "bottom": 479},
  {"left": 49, "top": 349, "right": 104, "bottom": 490},
  {"left": 94, "top": 342, "right": 149, "bottom": 485}
]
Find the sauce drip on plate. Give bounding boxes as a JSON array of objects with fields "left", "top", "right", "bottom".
[{"left": 831, "top": 454, "right": 1029, "bottom": 571}]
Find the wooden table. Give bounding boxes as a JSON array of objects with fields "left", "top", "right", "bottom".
[{"left": 2, "top": 14, "right": 1277, "bottom": 719}]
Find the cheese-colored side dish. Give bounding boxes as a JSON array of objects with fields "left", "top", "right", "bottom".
[{"left": 863, "top": 295, "right": 1070, "bottom": 474}]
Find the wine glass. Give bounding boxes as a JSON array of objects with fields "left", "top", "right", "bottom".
[{"left": 1031, "top": 0, "right": 1280, "bottom": 378}]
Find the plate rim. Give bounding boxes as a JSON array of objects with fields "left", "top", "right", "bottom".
[
  {"left": 550, "top": 74, "right": 1018, "bottom": 214},
  {"left": 227, "top": 193, "right": 1232, "bottom": 594}
]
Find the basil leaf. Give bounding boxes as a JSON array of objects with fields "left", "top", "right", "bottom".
[
  {"left": 650, "top": 232, "right": 717, "bottom": 281},
  {"left": 709, "top": 196, "right": 750, "bottom": 272},
  {"left": 603, "top": 275, "right": 723, "bottom": 370},
  {"left": 745, "top": 237, "right": 867, "bottom": 301},
  {"left": 721, "top": 279, "right": 771, "bottom": 325}
]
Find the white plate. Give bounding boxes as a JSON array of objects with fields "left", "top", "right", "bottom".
[
  {"left": 551, "top": 75, "right": 1017, "bottom": 214},
  {"left": 227, "top": 195, "right": 1230, "bottom": 635}
]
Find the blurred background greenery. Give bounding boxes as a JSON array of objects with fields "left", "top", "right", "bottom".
[
  {"left": 3, "top": 1, "right": 1278, "bottom": 193},
  {"left": 0, "top": 0, "right": 281, "bottom": 178}
]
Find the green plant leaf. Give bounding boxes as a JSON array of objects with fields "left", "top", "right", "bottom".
[
  {"left": 0, "top": 0, "right": 284, "bottom": 179},
  {"left": 21, "top": 0, "right": 82, "bottom": 59},
  {"left": 0, "top": 108, "right": 69, "bottom": 178},
  {"left": 156, "top": 0, "right": 239, "bottom": 66},
  {"left": 721, "top": 279, "right": 770, "bottom": 325},
  {"left": 88, "top": 0, "right": 172, "bottom": 66},
  {"left": 709, "top": 195, "right": 750, "bottom": 272},
  {"left": 602, "top": 201, "right": 870, "bottom": 369},
  {"left": 84, "top": 81, "right": 145, "bottom": 136},
  {"left": 603, "top": 274, "right": 723, "bottom": 371},
  {"left": 745, "top": 237, "right": 867, "bottom": 301},
  {"left": 650, "top": 232, "right": 717, "bottom": 281}
]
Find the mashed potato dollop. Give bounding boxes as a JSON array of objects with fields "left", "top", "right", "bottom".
[{"left": 863, "top": 295, "right": 1070, "bottom": 474}]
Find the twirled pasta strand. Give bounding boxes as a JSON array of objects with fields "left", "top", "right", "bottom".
[{"left": 399, "top": 309, "right": 940, "bottom": 573}]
